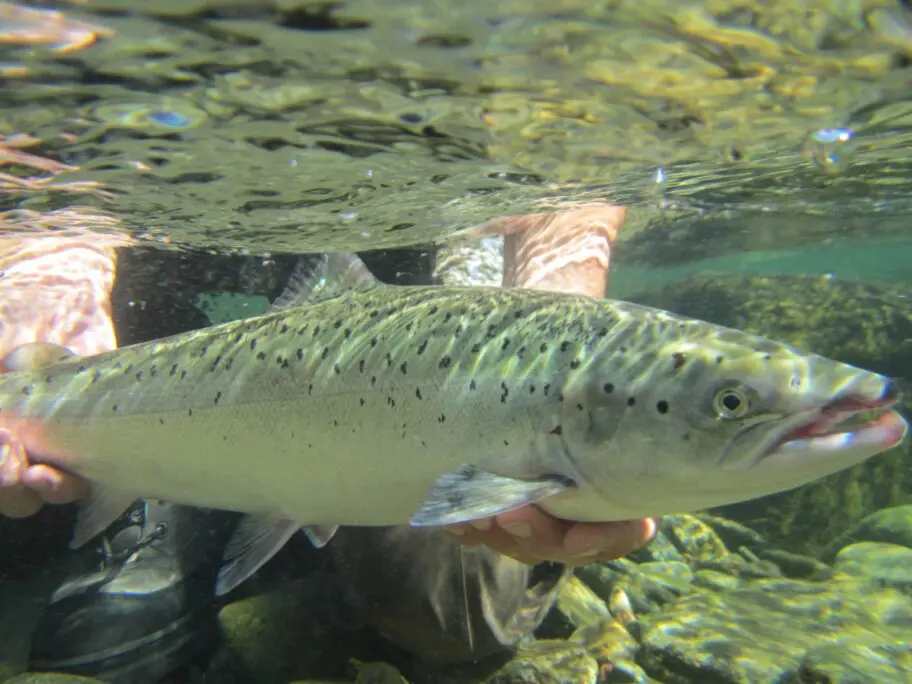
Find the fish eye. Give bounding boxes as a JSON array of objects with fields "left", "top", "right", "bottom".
[{"left": 713, "top": 387, "right": 750, "bottom": 419}]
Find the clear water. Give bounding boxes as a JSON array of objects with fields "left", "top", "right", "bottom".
[{"left": 1, "top": 1, "right": 911, "bottom": 682}]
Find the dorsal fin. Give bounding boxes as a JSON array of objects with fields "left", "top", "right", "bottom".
[
  {"left": 270, "top": 253, "right": 382, "bottom": 311},
  {"left": 1, "top": 342, "right": 76, "bottom": 373}
]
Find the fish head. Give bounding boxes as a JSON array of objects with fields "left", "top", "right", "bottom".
[{"left": 557, "top": 318, "right": 908, "bottom": 517}]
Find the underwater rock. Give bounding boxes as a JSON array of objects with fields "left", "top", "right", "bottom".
[
  {"left": 213, "top": 576, "right": 349, "bottom": 683},
  {"left": 487, "top": 618, "right": 646, "bottom": 684},
  {"left": 756, "top": 549, "right": 834, "bottom": 581},
  {"left": 821, "top": 504, "right": 912, "bottom": 561},
  {"left": 628, "top": 274, "right": 912, "bottom": 554},
  {"left": 656, "top": 515, "right": 730, "bottom": 563},
  {"left": 788, "top": 641, "right": 912, "bottom": 684},
  {"left": 691, "top": 514, "right": 769, "bottom": 554},
  {"left": 637, "top": 577, "right": 912, "bottom": 683},
  {"left": 833, "top": 542, "right": 912, "bottom": 593}
]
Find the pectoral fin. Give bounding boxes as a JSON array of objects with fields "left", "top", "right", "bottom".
[
  {"left": 71, "top": 485, "right": 137, "bottom": 548},
  {"left": 2, "top": 342, "right": 75, "bottom": 373},
  {"left": 409, "top": 465, "right": 573, "bottom": 527}
]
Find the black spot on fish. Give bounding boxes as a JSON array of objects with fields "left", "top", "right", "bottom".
[
  {"left": 514, "top": 310, "right": 524, "bottom": 319},
  {"left": 540, "top": 343, "right": 548, "bottom": 353},
  {"left": 439, "top": 356, "right": 451, "bottom": 369},
  {"left": 169, "top": 364, "right": 178, "bottom": 377},
  {"left": 234, "top": 333, "right": 243, "bottom": 344},
  {"left": 438, "top": 413, "right": 446, "bottom": 423},
  {"left": 469, "top": 379, "right": 477, "bottom": 391},
  {"left": 657, "top": 400, "right": 669, "bottom": 414},
  {"left": 214, "top": 391, "right": 222, "bottom": 405},
  {"left": 280, "top": 324, "right": 289, "bottom": 334},
  {"left": 672, "top": 352, "right": 687, "bottom": 371},
  {"left": 313, "top": 325, "right": 321, "bottom": 336},
  {"left": 544, "top": 383, "right": 551, "bottom": 396},
  {"left": 576, "top": 403, "right": 584, "bottom": 411},
  {"left": 500, "top": 382, "right": 509, "bottom": 403},
  {"left": 249, "top": 339, "right": 257, "bottom": 351},
  {"left": 159, "top": 418, "right": 165, "bottom": 425},
  {"left": 570, "top": 360, "right": 580, "bottom": 369},
  {"left": 370, "top": 336, "right": 378, "bottom": 347},
  {"left": 321, "top": 347, "right": 329, "bottom": 360},
  {"left": 557, "top": 392, "right": 564, "bottom": 403},
  {"left": 529, "top": 385, "right": 535, "bottom": 394},
  {"left": 415, "top": 387, "right": 422, "bottom": 400},
  {"left": 682, "top": 433, "right": 690, "bottom": 441},
  {"left": 371, "top": 376, "right": 377, "bottom": 386},
  {"left": 360, "top": 397, "right": 365, "bottom": 406},
  {"left": 358, "top": 359, "right": 365, "bottom": 374},
  {"left": 429, "top": 305, "right": 438, "bottom": 315},
  {"left": 150, "top": 366, "right": 158, "bottom": 377},
  {"left": 181, "top": 370, "right": 188, "bottom": 380},
  {"left": 385, "top": 352, "right": 393, "bottom": 367},
  {"left": 406, "top": 322, "right": 413, "bottom": 332},
  {"left": 210, "top": 357, "right": 221, "bottom": 372},
  {"left": 444, "top": 312, "right": 452, "bottom": 323},
  {"left": 560, "top": 341, "right": 570, "bottom": 353},
  {"left": 200, "top": 346, "right": 209, "bottom": 357},
  {"left": 370, "top": 310, "right": 379, "bottom": 319},
  {"left": 257, "top": 351, "right": 266, "bottom": 361},
  {"left": 344, "top": 328, "right": 352, "bottom": 339},
  {"left": 603, "top": 382, "right": 614, "bottom": 394},
  {"left": 334, "top": 320, "right": 343, "bottom": 329},
  {"left": 417, "top": 340, "right": 428, "bottom": 355},
  {"left": 400, "top": 362, "right": 408, "bottom": 375},
  {"left": 124, "top": 364, "right": 133, "bottom": 375},
  {"left": 455, "top": 324, "right": 464, "bottom": 336},
  {"left": 620, "top": 346, "right": 628, "bottom": 353},
  {"left": 763, "top": 353, "right": 772, "bottom": 361},
  {"left": 297, "top": 325, "right": 308, "bottom": 335},
  {"left": 550, "top": 425, "right": 562, "bottom": 436},
  {"left": 471, "top": 343, "right": 481, "bottom": 354},
  {"left": 715, "top": 356, "right": 723, "bottom": 364},
  {"left": 225, "top": 358, "right": 234, "bottom": 370},
  {"left": 627, "top": 396, "right": 636, "bottom": 407},
  {"left": 277, "top": 356, "right": 289, "bottom": 368},
  {"left": 112, "top": 404, "right": 118, "bottom": 412},
  {"left": 93, "top": 370, "right": 102, "bottom": 384},
  {"left": 296, "top": 348, "right": 304, "bottom": 361},
  {"left": 388, "top": 396, "right": 396, "bottom": 407},
  {"left": 597, "top": 327, "right": 609, "bottom": 338},
  {"left": 501, "top": 338, "right": 510, "bottom": 351},
  {"left": 77, "top": 365, "right": 87, "bottom": 373},
  {"left": 188, "top": 408, "right": 193, "bottom": 417},
  {"left": 334, "top": 363, "right": 341, "bottom": 374},
  {"left": 516, "top": 346, "right": 526, "bottom": 359},
  {"left": 308, "top": 383, "right": 313, "bottom": 395},
  {"left": 136, "top": 371, "right": 143, "bottom": 381},
  {"left": 333, "top": 419, "right": 338, "bottom": 427}
]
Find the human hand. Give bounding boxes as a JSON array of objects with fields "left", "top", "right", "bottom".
[
  {"left": 0, "top": 431, "right": 87, "bottom": 518},
  {"left": 445, "top": 506, "right": 656, "bottom": 566}
]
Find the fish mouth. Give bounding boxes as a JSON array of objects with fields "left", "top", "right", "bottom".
[{"left": 759, "top": 381, "right": 908, "bottom": 465}]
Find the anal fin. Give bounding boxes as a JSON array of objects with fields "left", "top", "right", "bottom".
[
  {"left": 71, "top": 485, "right": 137, "bottom": 549},
  {"left": 302, "top": 524, "right": 338, "bottom": 548},
  {"left": 409, "top": 465, "right": 572, "bottom": 527}
]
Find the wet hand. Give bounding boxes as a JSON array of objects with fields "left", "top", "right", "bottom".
[
  {"left": 445, "top": 506, "right": 657, "bottom": 566},
  {"left": 0, "top": 437, "right": 86, "bottom": 518}
]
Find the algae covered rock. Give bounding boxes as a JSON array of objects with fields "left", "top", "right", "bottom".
[
  {"left": 637, "top": 577, "right": 912, "bottom": 683},
  {"left": 822, "top": 504, "right": 912, "bottom": 561},
  {"left": 833, "top": 542, "right": 912, "bottom": 593},
  {"left": 628, "top": 274, "right": 912, "bottom": 554},
  {"left": 789, "top": 642, "right": 912, "bottom": 684}
]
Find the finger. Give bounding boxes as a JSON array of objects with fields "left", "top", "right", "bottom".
[
  {"left": 563, "top": 518, "right": 657, "bottom": 562},
  {"left": 21, "top": 465, "right": 88, "bottom": 504},
  {"left": 0, "top": 485, "right": 44, "bottom": 518}
]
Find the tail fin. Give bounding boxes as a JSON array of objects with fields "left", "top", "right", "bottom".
[{"left": 270, "top": 253, "right": 381, "bottom": 311}]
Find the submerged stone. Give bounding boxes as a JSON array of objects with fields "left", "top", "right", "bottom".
[{"left": 833, "top": 542, "right": 912, "bottom": 593}]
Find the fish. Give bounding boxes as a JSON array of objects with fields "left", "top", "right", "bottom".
[{"left": 0, "top": 254, "right": 906, "bottom": 596}]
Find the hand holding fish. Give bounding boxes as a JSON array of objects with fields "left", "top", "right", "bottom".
[
  {"left": 0, "top": 437, "right": 86, "bottom": 517},
  {"left": 445, "top": 509, "right": 657, "bottom": 566}
]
